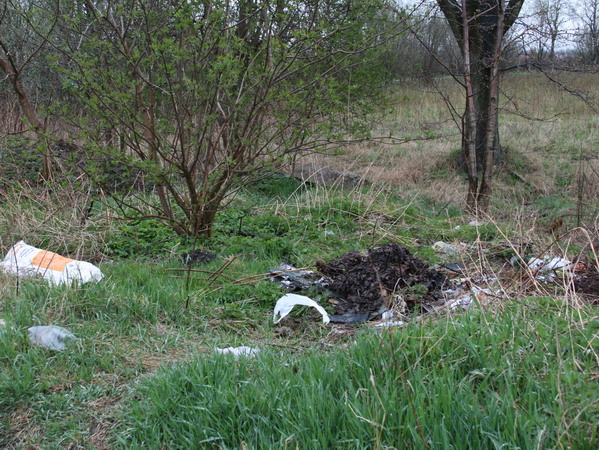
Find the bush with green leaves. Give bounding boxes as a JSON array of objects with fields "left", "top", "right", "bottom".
[{"left": 55, "top": 0, "right": 399, "bottom": 238}]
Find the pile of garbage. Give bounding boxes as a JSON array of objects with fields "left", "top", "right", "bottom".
[
  {"left": 270, "top": 243, "right": 463, "bottom": 326},
  {"left": 316, "top": 243, "right": 452, "bottom": 316}
]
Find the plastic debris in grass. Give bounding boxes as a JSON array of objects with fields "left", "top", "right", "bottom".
[
  {"left": 1, "top": 241, "right": 103, "bottom": 285},
  {"left": 28, "top": 325, "right": 78, "bottom": 351},
  {"left": 273, "top": 293, "right": 330, "bottom": 324},
  {"left": 269, "top": 263, "right": 326, "bottom": 291},
  {"left": 374, "top": 320, "right": 405, "bottom": 328},
  {"left": 523, "top": 256, "right": 573, "bottom": 281},
  {"left": 215, "top": 346, "right": 260, "bottom": 358}
]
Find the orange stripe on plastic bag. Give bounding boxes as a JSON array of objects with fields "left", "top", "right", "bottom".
[{"left": 31, "top": 250, "right": 75, "bottom": 272}]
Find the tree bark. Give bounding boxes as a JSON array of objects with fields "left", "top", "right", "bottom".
[{"left": 437, "top": 0, "right": 524, "bottom": 213}]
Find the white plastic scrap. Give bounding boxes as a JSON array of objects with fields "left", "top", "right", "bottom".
[
  {"left": 374, "top": 320, "right": 405, "bottom": 328},
  {"left": 273, "top": 293, "right": 330, "bottom": 324},
  {"left": 1, "top": 241, "right": 104, "bottom": 285},
  {"left": 28, "top": 325, "right": 78, "bottom": 351},
  {"left": 528, "top": 256, "right": 572, "bottom": 274},
  {"left": 215, "top": 346, "right": 260, "bottom": 359}
]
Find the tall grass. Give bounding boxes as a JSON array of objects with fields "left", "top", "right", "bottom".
[{"left": 118, "top": 299, "right": 598, "bottom": 449}]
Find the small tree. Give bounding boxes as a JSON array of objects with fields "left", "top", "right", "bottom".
[
  {"left": 55, "top": 0, "right": 395, "bottom": 237},
  {"left": 531, "top": 0, "right": 566, "bottom": 62},
  {"left": 436, "top": 0, "right": 525, "bottom": 212}
]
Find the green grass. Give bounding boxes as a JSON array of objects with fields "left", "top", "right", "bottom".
[{"left": 117, "top": 299, "right": 598, "bottom": 448}]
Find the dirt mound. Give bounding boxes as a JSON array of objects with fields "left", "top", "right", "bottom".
[
  {"left": 574, "top": 263, "right": 599, "bottom": 304},
  {"left": 316, "top": 243, "right": 452, "bottom": 315}
]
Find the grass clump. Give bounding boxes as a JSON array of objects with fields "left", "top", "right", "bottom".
[{"left": 118, "top": 300, "right": 598, "bottom": 449}]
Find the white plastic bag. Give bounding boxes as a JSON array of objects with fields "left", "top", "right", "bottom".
[
  {"left": 28, "top": 325, "right": 78, "bottom": 351},
  {"left": 273, "top": 293, "right": 330, "bottom": 324},
  {"left": 1, "top": 241, "right": 103, "bottom": 285}
]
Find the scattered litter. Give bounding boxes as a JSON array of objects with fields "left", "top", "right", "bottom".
[
  {"left": 317, "top": 244, "right": 451, "bottom": 316},
  {"left": 446, "top": 294, "right": 474, "bottom": 310},
  {"left": 28, "top": 325, "right": 78, "bottom": 351},
  {"left": 323, "top": 230, "right": 336, "bottom": 236},
  {"left": 215, "top": 346, "right": 260, "bottom": 358},
  {"left": 468, "top": 220, "right": 484, "bottom": 226},
  {"left": 527, "top": 256, "right": 572, "bottom": 273},
  {"left": 1, "top": 241, "right": 103, "bottom": 285},
  {"left": 432, "top": 241, "right": 461, "bottom": 257},
  {"left": 543, "top": 257, "right": 572, "bottom": 272},
  {"left": 269, "top": 264, "right": 323, "bottom": 291},
  {"left": 374, "top": 320, "right": 405, "bottom": 328},
  {"left": 273, "top": 293, "right": 330, "bottom": 324},
  {"left": 181, "top": 249, "right": 217, "bottom": 266},
  {"left": 524, "top": 256, "right": 574, "bottom": 281},
  {"left": 381, "top": 310, "right": 395, "bottom": 320}
]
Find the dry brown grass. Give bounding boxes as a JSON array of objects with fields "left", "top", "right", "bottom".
[
  {"left": 0, "top": 181, "right": 112, "bottom": 262},
  {"left": 302, "top": 72, "right": 599, "bottom": 225}
]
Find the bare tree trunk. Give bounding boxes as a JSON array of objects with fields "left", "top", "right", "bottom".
[
  {"left": 461, "top": 0, "right": 479, "bottom": 211},
  {"left": 437, "top": 0, "right": 524, "bottom": 214}
]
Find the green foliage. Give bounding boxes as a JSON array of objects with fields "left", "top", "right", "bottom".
[
  {"left": 50, "top": 0, "right": 394, "bottom": 237},
  {"left": 105, "top": 217, "right": 181, "bottom": 259},
  {"left": 245, "top": 173, "right": 304, "bottom": 199}
]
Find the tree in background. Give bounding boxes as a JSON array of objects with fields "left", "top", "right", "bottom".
[
  {"left": 436, "top": 0, "right": 525, "bottom": 213},
  {"left": 531, "top": 0, "right": 567, "bottom": 62},
  {"left": 575, "top": 0, "right": 599, "bottom": 63}
]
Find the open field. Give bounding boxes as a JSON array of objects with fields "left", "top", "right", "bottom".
[{"left": 0, "top": 73, "right": 598, "bottom": 448}]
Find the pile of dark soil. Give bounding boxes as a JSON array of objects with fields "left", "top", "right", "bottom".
[
  {"left": 316, "top": 243, "right": 452, "bottom": 315},
  {"left": 574, "top": 263, "right": 599, "bottom": 304}
]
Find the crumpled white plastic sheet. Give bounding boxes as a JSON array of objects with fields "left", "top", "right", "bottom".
[
  {"left": 273, "top": 293, "right": 330, "bottom": 324},
  {"left": 528, "top": 256, "right": 572, "bottom": 273},
  {"left": 1, "top": 241, "right": 103, "bottom": 285},
  {"left": 28, "top": 325, "right": 78, "bottom": 351}
]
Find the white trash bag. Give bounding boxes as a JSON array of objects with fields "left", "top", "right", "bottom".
[
  {"left": 1, "top": 241, "right": 103, "bottom": 285},
  {"left": 28, "top": 325, "right": 78, "bottom": 351}
]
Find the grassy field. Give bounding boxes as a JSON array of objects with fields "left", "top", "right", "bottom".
[{"left": 0, "top": 72, "right": 598, "bottom": 448}]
